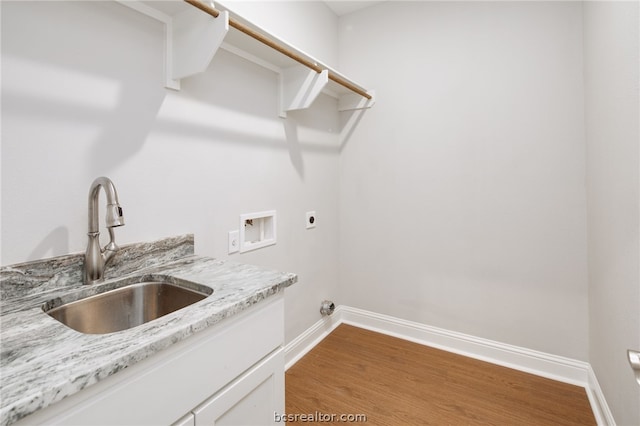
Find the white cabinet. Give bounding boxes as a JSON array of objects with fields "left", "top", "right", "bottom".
[
  {"left": 172, "top": 413, "right": 195, "bottom": 426},
  {"left": 192, "top": 349, "right": 284, "bottom": 425},
  {"left": 17, "top": 296, "right": 285, "bottom": 426}
]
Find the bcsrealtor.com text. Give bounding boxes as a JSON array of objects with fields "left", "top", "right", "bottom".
[{"left": 275, "top": 411, "right": 367, "bottom": 423}]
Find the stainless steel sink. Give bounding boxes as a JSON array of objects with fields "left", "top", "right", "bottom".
[{"left": 44, "top": 279, "right": 213, "bottom": 334}]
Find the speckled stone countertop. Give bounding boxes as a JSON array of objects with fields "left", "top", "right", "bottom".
[{"left": 0, "top": 235, "right": 297, "bottom": 426}]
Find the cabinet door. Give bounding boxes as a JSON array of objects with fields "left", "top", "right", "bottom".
[{"left": 193, "top": 349, "right": 284, "bottom": 426}]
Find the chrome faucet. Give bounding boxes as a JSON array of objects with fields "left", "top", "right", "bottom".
[{"left": 84, "top": 177, "right": 125, "bottom": 284}]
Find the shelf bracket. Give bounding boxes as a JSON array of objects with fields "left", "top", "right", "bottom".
[
  {"left": 338, "top": 90, "right": 376, "bottom": 112},
  {"left": 115, "top": 0, "right": 228, "bottom": 90},
  {"left": 170, "top": 7, "right": 228, "bottom": 90},
  {"left": 115, "top": 0, "right": 374, "bottom": 115},
  {"left": 279, "top": 66, "right": 329, "bottom": 118}
]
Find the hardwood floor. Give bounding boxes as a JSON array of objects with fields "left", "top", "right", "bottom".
[{"left": 285, "top": 325, "right": 596, "bottom": 425}]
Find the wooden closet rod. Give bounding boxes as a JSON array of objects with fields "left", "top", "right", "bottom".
[{"left": 184, "top": 0, "right": 372, "bottom": 100}]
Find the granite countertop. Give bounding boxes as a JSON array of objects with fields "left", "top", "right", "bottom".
[{"left": 0, "top": 235, "right": 297, "bottom": 426}]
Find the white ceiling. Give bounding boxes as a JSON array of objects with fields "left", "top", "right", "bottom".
[{"left": 324, "top": 1, "right": 384, "bottom": 16}]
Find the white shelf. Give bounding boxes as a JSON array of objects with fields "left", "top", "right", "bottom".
[{"left": 116, "top": 0, "right": 375, "bottom": 117}]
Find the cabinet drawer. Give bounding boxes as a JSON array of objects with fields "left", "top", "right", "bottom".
[{"left": 193, "top": 349, "right": 284, "bottom": 426}]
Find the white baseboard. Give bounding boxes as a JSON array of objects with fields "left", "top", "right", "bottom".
[
  {"left": 339, "top": 306, "right": 590, "bottom": 386},
  {"left": 285, "top": 305, "right": 614, "bottom": 426},
  {"left": 587, "top": 365, "right": 617, "bottom": 426},
  {"left": 284, "top": 307, "right": 342, "bottom": 370}
]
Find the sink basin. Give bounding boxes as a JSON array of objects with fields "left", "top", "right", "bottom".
[{"left": 44, "top": 279, "right": 213, "bottom": 334}]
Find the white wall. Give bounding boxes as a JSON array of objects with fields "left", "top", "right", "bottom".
[
  {"left": 0, "top": 0, "right": 340, "bottom": 344},
  {"left": 338, "top": 2, "right": 589, "bottom": 360},
  {"left": 584, "top": 2, "right": 640, "bottom": 424}
]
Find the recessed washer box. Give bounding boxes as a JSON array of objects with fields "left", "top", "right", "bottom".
[{"left": 239, "top": 210, "right": 276, "bottom": 253}]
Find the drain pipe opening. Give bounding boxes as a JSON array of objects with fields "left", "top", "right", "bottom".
[{"left": 320, "top": 300, "right": 335, "bottom": 316}]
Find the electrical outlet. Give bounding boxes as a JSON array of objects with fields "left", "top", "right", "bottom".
[
  {"left": 306, "top": 211, "right": 316, "bottom": 229},
  {"left": 228, "top": 230, "right": 239, "bottom": 254}
]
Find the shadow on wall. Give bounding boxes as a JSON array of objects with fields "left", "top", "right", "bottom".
[
  {"left": 283, "top": 119, "right": 305, "bottom": 179},
  {"left": 2, "top": 1, "right": 169, "bottom": 174},
  {"left": 2, "top": 65, "right": 167, "bottom": 174},
  {"left": 28, "top": 227, "right": 70, "bottom": 262},
  {"left": 173, "top": 48, "right": 368, "bottom": 160},
  {"left": 339, "top": 107, "right": 368, "bottom": 151},
  {"left": 279, "top": 104, "right": 369, "bottom": 179},
  {"left": 88, "top": 83, "right": 166, "bottom": 173}
]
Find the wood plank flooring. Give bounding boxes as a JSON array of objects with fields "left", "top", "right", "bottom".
[{"left": 285, "top": 325, "right": 596, "bottom": 425}]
